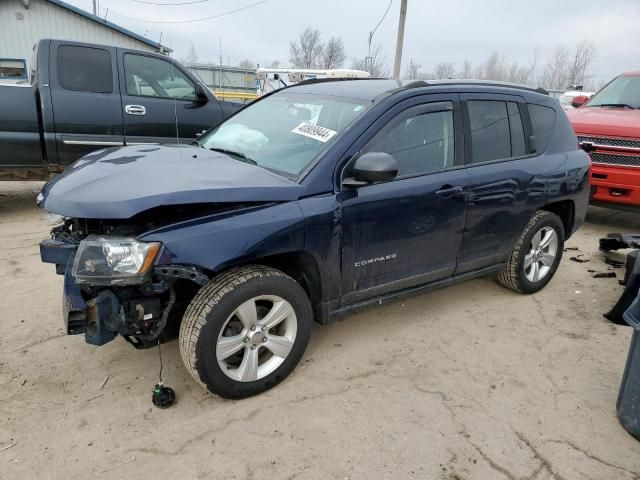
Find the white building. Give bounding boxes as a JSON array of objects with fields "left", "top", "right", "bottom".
[{"left": 0, "top": 0, "right": 169, "bottom": 81}]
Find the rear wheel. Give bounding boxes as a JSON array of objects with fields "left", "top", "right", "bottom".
[
  {"left": 497, "top": 210, "right": 565, "bottom": 294},
  {"left": 179, "top": 266, "right": 312, "bottom": 399}
]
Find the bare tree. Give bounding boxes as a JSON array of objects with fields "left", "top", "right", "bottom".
[
  {"left": 323, "top": 37, "right": 346, "bottom": 69},
  {"left": 405, "top": 58, "right": 421, "bottom": 80},
  {"left": 433, "top": 62, "right": 455, "bottom": 79},
  {"left": 351, "top": 43, "right": 388, "bottom": 77},
  {"left": 183, "top": 43, "right": 199, "bottom": 64},
  {"left": 482, "top": 51, "right": 508, "bottom": 80},
  {"left": 566, "top": 41, "right": 596, "bottom": 87},
  {"left": 268, "top": 59, "right": 281, "bottom": 68},
  {"left": 527, "top": 48, "right": 540, "bottom": 85},
  {"left": 289, "top": 27, "right": 324, "bottom": 68},
  {"left": 459, "top": 59, "right": 473, "bottom": 78},
  {"left": 238, "top": 59, "right": 255, "bottom": 70},
  {"left": 540, "top": 44, "right": 569, "bottom": 90}
]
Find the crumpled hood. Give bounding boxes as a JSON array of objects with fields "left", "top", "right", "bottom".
[
  {"left": 40, "top": 145, "right": 303, "bottom": 219},
  {"left": 567, "top": 106, "right": 640, "bottom": 138}
]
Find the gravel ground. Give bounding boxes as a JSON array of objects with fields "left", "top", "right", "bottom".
[{"left": 1, "top": 181, "right": 639, "bottom": 480}]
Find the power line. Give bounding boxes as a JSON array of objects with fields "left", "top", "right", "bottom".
[
  {"left": 371, "top": 0, "right": 393, "bottom": 39},
  {"left": 106, "top": 0, "right": 269, "bottom": 23},
  {"left": 129, "top": 0, "right": 212, "bottom": 4}
]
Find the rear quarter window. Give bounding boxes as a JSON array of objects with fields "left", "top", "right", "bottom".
[
  {"left": 527, "top": 104, "right": 556, "bottom": 153},
  {"left": 58, "top": 45, "right": 113, "bottom": 93}
]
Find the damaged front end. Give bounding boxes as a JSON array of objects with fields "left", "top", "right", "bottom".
[{"left": 40, "top": 219, "right": 208, "bottom": 348}]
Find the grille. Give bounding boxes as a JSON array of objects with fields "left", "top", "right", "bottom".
[
  {"left": 578, "top": 136, "right": 640, "bottom": 149},
  {"left": 590, "top": 152, "right": 640, "bottom": 167}
]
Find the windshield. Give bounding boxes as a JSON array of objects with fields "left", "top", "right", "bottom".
[
  {"left": 588, "top": 76, "right": 640, "bottom": 109},
  {"left": 199, "top": 92, "right": 370, "bottom": 178}
]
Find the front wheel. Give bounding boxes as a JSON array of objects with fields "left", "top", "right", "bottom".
[
  {"left": 179, "top": 266, "right": 313, "bottom": 399},
  {"left": 497, "top": 210, "right": 565, "bottom": 294}
]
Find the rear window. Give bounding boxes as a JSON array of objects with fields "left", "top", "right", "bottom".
[
  {"left": 527, "top": 104, "right": 556, "bottom": 153},
  {"left": 58, "top": 45, "right": 113, "bottom": 93},
  {"left": 0, "top": 59, "right": 27, "bottom": 80},
  {"left": 508, "top": 102, "right": 526, "bottom": 157},
  {"left": 468, "top": 101, "right": 510, "bottom": 163}
]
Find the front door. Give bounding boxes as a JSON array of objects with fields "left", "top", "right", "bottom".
[
  {"left": 118, "top": 51, "right": 219, "bottom": 144},
  {"left": 340, "top": 99, "right": 469, "bottom": 305}
]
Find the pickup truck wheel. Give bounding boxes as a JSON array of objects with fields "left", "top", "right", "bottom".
[
  {"left": 179, "top": 266, "right": 312, "bottom": 399},
  {"left": 497, "top": 210, "right": 565, "bottom": 294}
]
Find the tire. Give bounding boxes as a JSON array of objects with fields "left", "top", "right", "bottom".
[
  {"left": 179, "top": 265, "right": 313, "bottom": 399},
  {"left": 497, "top": 210, "right": 565, "bottom": 294}
]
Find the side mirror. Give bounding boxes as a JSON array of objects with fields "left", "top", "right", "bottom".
[
  {"left": 571, "top": 95, "right": 589, "bottom": 108},
  {"left": 195, "top": 84, "right": 209, "bottom": 105},
  {"left": 343, "top": 152, "right": 398, "bottom": 187}
]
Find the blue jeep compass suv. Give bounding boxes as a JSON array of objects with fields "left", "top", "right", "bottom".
[{"left": 39, "top": 79, "right": 590, "bottom": 398}]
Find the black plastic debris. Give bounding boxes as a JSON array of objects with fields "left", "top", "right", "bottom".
[
  {"left": 617, "top": 295, "right": 640, "bottom": 441},
  {"left": 600, "top": 233, "right": 640, "bottom": 252},
  {"left": 606, "top": 251, "right": 640, "bottom": 325},
  {"left": 593, "top": 272, "right": 617, "bottom": 279},
  {"left": 570, "top": 254, "right": 590, "bottom": 263}
]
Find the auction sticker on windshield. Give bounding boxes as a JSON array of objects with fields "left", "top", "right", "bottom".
[{"left": 291, "top": 122, "right": 337, "bottom": 143}]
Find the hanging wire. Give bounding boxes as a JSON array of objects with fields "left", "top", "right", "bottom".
[
  {"left": 130, "top": 0, "right": 212, "bottom": 5},
  {"left": 105, "top": 0, "right": 269, "bottom": 23},
  {"left": 370, "top": 0, "right": 394, "bottom": 40}
]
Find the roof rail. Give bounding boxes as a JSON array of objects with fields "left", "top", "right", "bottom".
[
  {"left": 424, "top": 80, "right": 549, "bottom": 95},
  {"left": 297, "top": 77, "right": 384, "bottom": 86}
]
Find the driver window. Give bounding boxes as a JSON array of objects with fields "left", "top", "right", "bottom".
[
  {"left": 124, "top": 54, "right": 196, "bottom": 100},
  {"left": 365, "top": 107, "right": 454, "bottom": 178}
]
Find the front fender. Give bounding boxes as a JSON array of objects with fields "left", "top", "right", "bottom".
[{"left": 140, "top": 202, "right": 306, "bottom": 272}]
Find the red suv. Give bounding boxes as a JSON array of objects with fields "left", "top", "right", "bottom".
[{"left": 567, "top": 72, "right": 640, "bottom": 209}]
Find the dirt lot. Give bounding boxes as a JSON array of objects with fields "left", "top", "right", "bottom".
[{"left": 1, "top": 181, "right": 639, "bottom": 480}]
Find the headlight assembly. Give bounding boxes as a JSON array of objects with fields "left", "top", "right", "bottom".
[{"left": 72, "top": 236, "right": 161, "bottom": 285}]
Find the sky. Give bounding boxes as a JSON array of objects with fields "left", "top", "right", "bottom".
[{"left": 66, "top": 0, "right": 640, "bottom": 85}]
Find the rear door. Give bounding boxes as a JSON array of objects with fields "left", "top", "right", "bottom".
[
  {"left": 456, "top": 93, "right": 545, "bottom": 274},
  {"left": 118, "top": 50, "right": 223, "bottom": 144},
  {"left": 49, "top": 42, "right": 124, "bottom": 165}
]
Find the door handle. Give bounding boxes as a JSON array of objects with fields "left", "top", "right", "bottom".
[
  {"left": 125, "top": 105, "right": 146, "bottom": 116},
  {"left": 435, "top": 185, "right": 465, "bottom": 198}
]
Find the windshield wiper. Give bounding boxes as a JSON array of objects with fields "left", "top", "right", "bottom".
[
  {"left": 592, "top": 103, "right": 636, "bottom": 109},
  {"left": 208, "top": 147, "right": 258, "bottom": 165}
]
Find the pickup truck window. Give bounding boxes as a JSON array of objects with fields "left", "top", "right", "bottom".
[
  {"left": 57, "top": 45, "right": 113, "bottom": 93},
  {"left": 124, "top": 54, "right": 196, "bottom": 101},
  {"left": 468, "top": 100, "right": 527, "bottom": 163},
  {"left": 587, "top": 75, "right": 640, "bottom": 109},
  {"left": 0, "top": 59, "right": 26, "bottom": 80},
  {"left": 364, "top": 108, "right": 454, "bottom": 177},
  {"left": 199, "top": 92, "right": 370, "bottom": 178},
  {"left": 528, "top": 104, "right": 556, "bottom": 153}
]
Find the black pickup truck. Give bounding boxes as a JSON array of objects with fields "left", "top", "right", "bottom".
[{"left": 0, "top": 39, "right": 242, "bottom": 180}]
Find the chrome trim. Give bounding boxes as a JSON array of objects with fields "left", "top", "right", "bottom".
[
  {"left": 62, "top": 140, "right": 124, "bottom": 146},
  {"left": 125, "top": 104, "right": 146, "bottom": 116},
  {"left": 580, "top": 141, "right": 640, "bottom": 154}
]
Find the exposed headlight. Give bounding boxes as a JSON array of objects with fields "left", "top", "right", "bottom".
[{"left": 72, "top": 236, "right": 161, "bottom": 285}]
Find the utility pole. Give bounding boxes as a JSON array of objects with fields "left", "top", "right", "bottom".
[
  {"left": 92, "top": 0, "right": 97, "bottom": 15},
  {"left": 392, "top": 0, "right": 407, "bottom": 80}
]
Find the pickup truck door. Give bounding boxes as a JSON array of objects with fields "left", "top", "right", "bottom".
[
  {"left": 340, "top": 97, "right": 469, "bottom": 305},
  {"left": 455, "top": 93, "right": 544, "bottom": 274},
  {"left": 117, "top": 50, "right": 224, "bottom": 145},
  {"left": 49, "top": 42, "right": 124, "bottom": 165}
]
